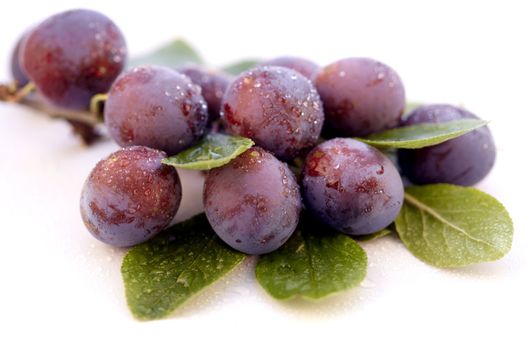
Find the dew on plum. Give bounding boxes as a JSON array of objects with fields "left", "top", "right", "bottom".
[
  {"left": 315, "top": 57, "right": 405, "bottom": 137},
  {"left": 221, "top": 66, "right": 324, "bottom": 160},
  {"left": 398, "top": 104, "right": 496, "bottom": 186},
  {"left": 104, "top": 65, "right": 208, "bottom": 155},
  {"left": 301, "top": 138, "right": 404, "bottom": 235},
  {"left": 178, "top": 64, "right": 232, "bottom": 122},
  {"left": 20, "top": 9, "right": 127, "bottom": 109},
  {"left": 80, "top": 146, "right": 182, "bottom": 247},
  {"left": 260, "top": 56, "right": 320, "bottom": 81},
  {"left": 204, "top": 147, "right": 301, "bottom": 254}
]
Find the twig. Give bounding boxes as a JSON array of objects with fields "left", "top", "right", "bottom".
[
  {"left": 1, "top": 81, "right": 102, "bottom": 126},
  {"left": 18, "top": 95, "right": 101, "bottom": 126},
  {"left": 8, "top": 82, "right": 36, "bottom": 102}
]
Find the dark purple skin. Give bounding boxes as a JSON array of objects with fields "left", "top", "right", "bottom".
[
  {"left": 222, "top": 66, "right": 324, "bottom": 160},
  {"left": 20, "top": 9, "right": 127, "bottom": 109},
  {"left": 398, "top": 104, "right": 496, "bottom": 186},
  {"left": 178, "top": 64, "right": 232, "bottom": 122},
  {"left": 12, "top": 32, "right": 101, "bottom": 144},
  {"left": 105, "top": 66, "right": 208, "bottom": 155},
  {"left": 315, "top": 57, "right": 405, "bottom": 137},
  {"left": 204, "top": 147, "right": 301, "bottom": 254},
  {"left": 11, "top": 36, "right": 29, "bottom": 86},
  {"left": 80, "top": 146, "right": 182, "bottom": 247},
  {"left": 260, "top": 56, "right": 320, "bottom": 81},
  {"left": 301, "top": 138, "right": 404, "bottom": 235}
]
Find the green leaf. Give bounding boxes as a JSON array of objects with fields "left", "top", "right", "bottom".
[
  {"left": 395, "top": 184, "right": 513, "bottom": 268},
  {"left": 255, "top": 217, "right": 367, "bottom": 300},
  {"left": 352, "top": 227, "right": 394, "bottom": 242},
  {"left": 222, "top": 59, "right": 260, "bottom": 75},
  {"left": 355, "top": 119, "right": 489, "bottom": 149},
  {"left": 162, "top": 133, "right": 254, "bottom": 170},
  {"left": 129, "top": 39, "right": 203, "bottom": 68},
  {"left": 121, "top": 214, "right": 246, "bottom": 320}
]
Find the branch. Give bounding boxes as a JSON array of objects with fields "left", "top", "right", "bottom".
[{"left": 0, "top": 81, "right": 103, "bottom": 126}]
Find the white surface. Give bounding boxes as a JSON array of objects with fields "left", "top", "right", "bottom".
[{"left": 1, "top": 1, "right": 524, "bottom": 349}]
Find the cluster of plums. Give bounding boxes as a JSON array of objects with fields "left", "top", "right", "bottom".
[{"left": 10, "top": 9, "right": 496, "bottom": 254}]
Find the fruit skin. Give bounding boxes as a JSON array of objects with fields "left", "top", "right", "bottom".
[
  {"left": 80, "top": 146, "right": 182, "bottom": 247},
  {"left": 204, "top": 147, "right": 301, "bottom": 254},
  {"left": 398, "top": 104, "right": 496, "bottom": 186},
  {"left": 221, "top": 66, "right": 324, "bottom": 160},
  {"left": 12, "top": 32, "right": 100, "bottom": 144},
  {"left": 178, "top": 64, "right": 232, "bottom": 122},
  {"left": 315, "top": 57, "right": 405, "bottom": 137},
  {"left": 20, "top": 9, "right": 127, "bottom": 109},
  {"left": 105, "top": 65, "right": 208, "bottom": 155},
  {"left": 11, "top": 36, "right": 29, "bottom": 86},
  {"left": 260, "top": 56, "right": 320, "bottom": 81},
  {"left": 301, "top": 138, "right": 404, "bottom": 235}
]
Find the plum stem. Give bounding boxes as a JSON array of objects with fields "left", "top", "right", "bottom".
[
  {"left": 0, "top": 80, "right": 102, "bottom": 126},
  {"left": 89, "top": 93, "right": 108, "bottom": 122},
  {"left": 7, "top": 82, "right": 35, "bottom": 102}
]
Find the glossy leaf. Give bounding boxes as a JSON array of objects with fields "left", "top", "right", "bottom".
[
  {"left": 396, "top": 184, "right": 513, "bottom": 267},
  {"left": 121, "top": 214, "right": 246, "bottom": 320},
  {"left": 162, "top": 133, "right": 254, "bottom": 170},
  {"left": 356, "top": 119, "right": 488, "bottom": 149},
  {"left": 255, "top": 218, "right": 367, "bottom": 299}
]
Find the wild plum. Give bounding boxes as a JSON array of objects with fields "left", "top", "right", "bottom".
[
  {"left": 80, "top": 146, "right": 182, "bottom": 247},
  {"left": 204, "top": 147, "right": 301, "bottom": 254},
  {"left": 301, "top": 138, "right": 404, "bottom": 235}
]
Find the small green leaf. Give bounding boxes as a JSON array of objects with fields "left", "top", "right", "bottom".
[
  {"left": 352, "top": 227, "right": 394, "bottom": 242},
  {"left": 255, "top": 217, "right": 367, "bottom": 300},
  {"left": 129, "top": 39, "right": 203, "bottom": 68},
  {"left": 121, "top": 214, "right": 246, "bottom": 320},
  {"left": 162, "top": 133, "right": 254, "bottom": 170},
  {"left": 356, "top": 119, "right": 489, "bottom": 149},
  {"left": 396, "top": 184, "right": 513, "bottom": 268},
  {"left": 222, "top": 59, "right": 260, "bottom": 75}
]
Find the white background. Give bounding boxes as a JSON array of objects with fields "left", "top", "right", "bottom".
[{"left": 1, "top": 1, "right": 524, "bottom": 349}]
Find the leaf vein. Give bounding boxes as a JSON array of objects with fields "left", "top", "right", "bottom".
[
  {"left": 302, "top": 230, "right": 318, "bottom": 295},
  {"left": 148, "top": 234, "right": 216, "bottom": 311},
  {"left": 404, "top": 192, "right": 501, "bottom": 253}
]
